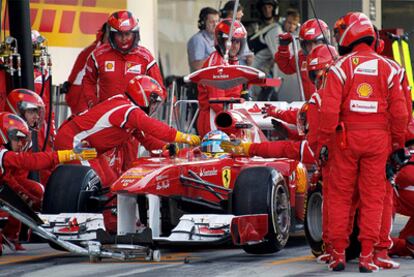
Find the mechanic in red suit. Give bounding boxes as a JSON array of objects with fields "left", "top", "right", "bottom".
[
  {"left": 55, "top": 75, "right": 200, "bottom": 187},
  {"left": 197, "top": 19, "right": 249, "bottom": 137},
  {"left": 222, "top": 45, "right": 338, "bottom": 165},
  {"left": 6, "top": 89, "right": 56, "bottom": 185},
  {"left": 369, "top": 27, "right": 412, "bottom": 269},
  {"left": 317, "top": 12, "right": 408, "bottom": 272},
  {"left": 388, "top": 123, "right": 414, "bottom": 258},
  {"left": 62, "top": 23, "right": 108, "bottom": 114},
  {"left": 82, "top": 10, "right": 165, "bottom": 108},
  {"left": 274, "top": 19, "right": 330, "bottom": 100},
  {"left": 0, "top": 112, "right": 96, "bottom": 255},
  {"left": 256, "top": 44, "right": 337, "bottom": 152}
]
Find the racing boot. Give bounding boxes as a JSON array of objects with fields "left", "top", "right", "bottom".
[
  {"left": 373, "top": 249, "right": 400, "bottom": 269},
  {"left": 359, "top": 253, "right": 379, "bottom": 273},
  {"left": 12, "top": 241, "right": 26, "bottom": 251},
  {"left": 328, "top": 249, "right": 346, "bottom": 271},
  {"left": 316, "top": 244, "right": 332, "bottom": 264}
]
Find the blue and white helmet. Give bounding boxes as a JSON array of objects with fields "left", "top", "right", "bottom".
[{"left": 200, "top": 130, "right": 230, "bottom": 158}]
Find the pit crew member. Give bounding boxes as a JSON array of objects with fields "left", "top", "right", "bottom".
[
  {"left": 82, "top": 10, "right": 165, "bottom": 108},
  {"left": 317, "top": 12, "right": 408, "bottom": 272},
  {"left": 6, "top": 88, "right": 56, "bottom": 184},
  {"left": 222, "top": 44, "right": 338, "bottom": 166},
  {"left": 55, "top": 75, "right": 200, "bottom": 187},
  {"left": 274, "top": 18, "right": 330, "bottom": 100},
  {"left": 197, "top": 19, "right": 248, "bottom": 137},
  {"left": 0, "top": 112, "right": 96, "bottom": 255},
  {"left": 389, "top": 130, "right": 414, "bottom": 258}
]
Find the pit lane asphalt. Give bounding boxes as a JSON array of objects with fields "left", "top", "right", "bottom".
[{"left": 1, "top": 217, "right": 413, "bottom": 277}]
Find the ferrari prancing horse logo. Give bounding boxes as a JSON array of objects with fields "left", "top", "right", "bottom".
[
  {"left": 222, "top": 167, "right": 231, "bottom": 189},
  {"left": 352, "top": 57, "right": 359, "bottom": 65}
]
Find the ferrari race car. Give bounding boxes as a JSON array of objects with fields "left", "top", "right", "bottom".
[{"left": 0, "top": 65, "right": 312, "bottom": 262}]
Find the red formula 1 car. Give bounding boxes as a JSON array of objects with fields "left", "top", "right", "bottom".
[
  {"left": 0, "top": 65, "right": 310, "bottom": 261},
  {"left": 38, "top": 99, "right": 309, "bottom": 260}
]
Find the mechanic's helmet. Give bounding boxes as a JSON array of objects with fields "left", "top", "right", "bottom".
[
  {"left": 126, "top": 75, "right": 165, "bottom": 115},
  {"left": 0, "top": 112, "right": 31, "bottom": 151},
  {"left": 306, "top": 44, "right": 338, "bottom": 89},
  {"left": 200, "top": 130, "right": 231, "bottom": 159},
  {"left": 296, "top": 102, "right": 310, "bottom": 136},
  {"left": 299, "top": 19, "right": 330, "bottom": 56},
  {"left": 256, "top": 0, "right": 279, "bottom": 19},
  {"left": 107, "top": 10, "right": 140, "bottom": 54},
  {"left": 215, "top": 19, "right": 247, "bottom": 58},
  {"left": 6, "top": 88, "right": 45, "bottom": 131},
  {"left": 334, "top": 12, "right": 375, "bottom": 55}
]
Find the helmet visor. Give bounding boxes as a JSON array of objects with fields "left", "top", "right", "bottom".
[
  {"left": 201, "top": 140, "right": 225, "bottom": 154},
  {"left": 8, "top": 128, "right": 31, "bottom": 150}
]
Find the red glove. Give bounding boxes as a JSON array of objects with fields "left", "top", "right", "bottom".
[
  {"left": 261, "top": 104, "right": 281, "bottom": 119},
  {"left": 279, "top": 33, "right": 293, "bottom": 46}
]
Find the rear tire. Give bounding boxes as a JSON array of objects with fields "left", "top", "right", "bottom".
[
  {"left": 42, "top": 165, "right": 101, "bottom": 214},
  {"left": 233, "top": 167, "right": 290, "bottom": 254},
  {"left": 304, "top": 183, "right": 323, "bottom": 257},
  {"left": 303, "top": 182, "right": 361, "bottom": 260}
]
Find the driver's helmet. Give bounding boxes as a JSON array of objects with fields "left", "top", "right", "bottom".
[{"left": 200, "top": 130, "right": 231, "bottom": 159}]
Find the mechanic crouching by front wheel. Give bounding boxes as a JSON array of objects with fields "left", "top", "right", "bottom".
[
  {"left": 317, "top": 12, "right": 408, "bottom": 273},
  {"left": 0, "top": 112, "right": 96, "bottom": 255},
  {"left": 54, "top": 75, "right": 200, "bottom": 187},
  {"left": 197, "top": 19, "right": 250, "bottom": 137}
]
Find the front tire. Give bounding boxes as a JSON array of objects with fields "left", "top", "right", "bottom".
[
  {"left": 42, "top": 164, "right": 101, "bottom": 214},
  {"left": 233, "top": 167, "right": 291, "bottom": 254}
]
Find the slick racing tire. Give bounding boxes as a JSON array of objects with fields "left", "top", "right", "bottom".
[
  {"left": 42, "top": 164, "right": 101, "bottom": 214},
  {"left": 233, "top": 167, "right": 290, "bottom": 254},
  {"left": 304, "top": 182, "right": 323, "bottom": 257}
]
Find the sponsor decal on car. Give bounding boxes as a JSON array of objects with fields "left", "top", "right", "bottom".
[
  {"left": 213, "top": 68, "right": 229, "bottom": 79},
  {"left": 156, "top": 181, "right": 170, "bottom": 190},
  {"left": 222, "top": 167, "right": 231, "bottom": 189},
  {"left": 156, "top": 175, "right": 168, "bottom": 181},
  {"left": 121, "top": 168, "right": 152, "bottom": 179},
  {"left": 200, "top": 168, "right": 218, "bottom": 177}
]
